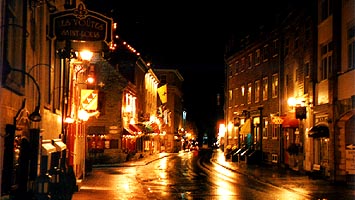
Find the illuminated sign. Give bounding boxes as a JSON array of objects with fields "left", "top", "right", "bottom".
[{"left": 49, "top": 2, "right": 113, "bottom": 44}]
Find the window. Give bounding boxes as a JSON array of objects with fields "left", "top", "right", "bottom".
[
  {"left": 241, "top": 85, "right": 245, "bottom": 105},
  {"left": 304, "top": 62, "right": 310, "bottom": 94},
  {"left": 233, "top": 88, "right": 238, "bottom": 106},
  {"left": 348, "top": 25, "right": 355, "bottom": 70},
  {"left": 2, "top": 1, "right": 26, "bottom": 92},
  {"left": 229, "top": 89, "right": 233, "bottom": 103},
  {"left": 255, "top": 80, "right": 260, "bottom": 103},
  {"left": 272, "top": 154, "right": 278, "bottom": 163},
  {"left": 272, "top": 39, "right": 279, "bottom": 57},
  {"left": 228, "top": 64, "right": 233, "bottom": 77},
  {"left": 98, "top": 91, "right": 106, "bottom": 115},
  {"left": 272, "top": 124, "right": 279, "bottom": 139},
  {"left": 321, "top": 0, "right": 333, "bottom": 21},
  {"left": 247, "top": 83, "right": 252, "bottom": 104},
  {"left": 248, "top": 53, "right": 253, "bottom": 69},
  {"left": 235, "top": 61, "right": 240, "bottom": 74},
  {"left": 241, "top": 57, "right": 246, "bottom": 72},
  {"left": 272, "top": 74, "right": 278, "bottom": 98},
  {"left": 262, "top": 44, "right": 269, "bottom": 62},
  {"left": 262, "top": 77, "right": 268, "bottom": 101},
  {"left": 320, "top": 41, "right": 333, "bottom": 81},
  {"left": 263, "top": 119, "right": 268, "bottom": 138},
  {"left": 255, "top": 49, "right": 261, "bottom": 65}
]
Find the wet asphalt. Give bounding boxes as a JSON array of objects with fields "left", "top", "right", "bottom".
[{"left": 72, "top": 149, "right": 355, "bottom": 200}]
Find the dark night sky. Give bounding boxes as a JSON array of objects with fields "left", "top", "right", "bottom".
[{"left": 84, "top": 0, "right": 291, "bottom": 137}]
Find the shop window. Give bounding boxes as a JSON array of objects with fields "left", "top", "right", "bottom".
[{"left": 272, "top": 154, "right": 278, "bottom": 163}]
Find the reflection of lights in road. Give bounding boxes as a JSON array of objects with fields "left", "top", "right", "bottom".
[
  {"left": 159, "top": 156, "right": 168, "bottom": 170},
  {"left": 216, "top": 181, "right": 235, "bottom": 196},
  {"left": 79, "top": 186, "right": 112, "bottom": 191},
  {"left": 158, "top": 157, "right": 169, "bottom": 185},
  {"left": 273, "top": 191, "right": 307, "bottom": 200}
]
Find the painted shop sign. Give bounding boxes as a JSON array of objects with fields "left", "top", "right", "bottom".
[
  {"left": 49, "top": 2, "right": 113, "bottom": 44},
  {"left": 346, "top": 144, "right": 355, "bottom": 175}
]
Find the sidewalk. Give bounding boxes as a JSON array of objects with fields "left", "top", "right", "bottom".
[{"left": 211, "top": 149, "right": 355, "bottom": 199}]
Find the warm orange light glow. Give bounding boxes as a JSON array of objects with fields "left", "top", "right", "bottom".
[
  {"left": 65, "top": 116, "right": 75, "bottom": 124},
  {"left": 78, "top": 109, "right": 89, "bottom": 121},
  {"left": 287, "top": 97, "right": 297, "bottom": 107},
  {"left": 80, "top": 50, "right": 93, "bottom": 61},
  {"left": 86, "top": 76, "right": 95, "bottom": 84}
]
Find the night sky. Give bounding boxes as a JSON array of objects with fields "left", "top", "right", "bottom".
[{"left": 84, "top": 0, "right": 292, "bottom": 139}]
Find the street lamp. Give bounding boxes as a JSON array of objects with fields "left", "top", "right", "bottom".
[{"left": 79, "top": 50, "right": 93, "bottom": 61}]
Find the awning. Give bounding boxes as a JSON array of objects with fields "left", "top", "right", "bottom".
[
  {"left": 282, "top": 116, "right": 299, "bottom": 128},
  {"left": 123, "top": 128, "right": 134, "bottom": 135},
  {"left": 240, "top": 119, "right": 251, "bottom": 135},
  {"left": 52, "top": 139, "right": 66, "bottom": 151},
  {"left": 309, "top": 124, "right": 329, "bottom": 138},
  {"left": 123, "top": 124, "right": 143, "bottom": 135},
  {"left": 42, "top": 143, "right": 56, "bottom": 156},
  {"left": 129, "top": 124, "right": 142, "bottom": 133}
]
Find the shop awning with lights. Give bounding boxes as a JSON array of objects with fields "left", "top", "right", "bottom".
[
  {"left": 308, "top": 124, "right": 329, "bottom": 138},
  {"left": 123, "top": 124, "right": 142, "bottom": 136},
  {"left": 129, "top": 124, "right": 142, "bottom": 133},
  {"left": 282, "top": 116, "right": 299, "bottom": 128},
  {"left": 123, "top": 128, "right": 134, "bottom": 135}
]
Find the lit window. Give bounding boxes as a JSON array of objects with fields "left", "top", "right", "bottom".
[
  {"left": 272, "top": 74, "right": 278, "bottom": 98},
  {"left": 272, "top": 154, "right": 278, "bottom": 163},
  {"left": 263, "top": 119, "right": 268, "bottom": 138},
  {"left": 248, "top": 53, "right": 253, "bottom": 69},
  {"left": 272, "top": 124, "right": 279, "bottom": 139},
  {"left": 255, "top": 49, "right": 261, "bottom": 65},
  {"left": 247, "top": 83, "right": 252, "bottom": 104},
  {"left": 262, "top": 77, "right": 268, "bottom": 101},
  {"left": 241, "top": 85, "right": 245, "bottom": 105},
  {"left": 255, "top": 80, "right": 260, "bottom": 103}
]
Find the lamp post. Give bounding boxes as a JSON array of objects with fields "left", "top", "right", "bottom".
[
  {"left": 56, "top": 46, "right": 77, "bottom": 143},
  {"left": 4, "top": 67, "right": 42, "bottom": 199},
  {"left": 9, "top": 67, "right": 42, "bottom": 122},
  {"left": 72, "top": 49, "right": 93, "bottom": 181}
]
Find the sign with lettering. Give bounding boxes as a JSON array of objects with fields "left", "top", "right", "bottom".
[
  {"left": 271, "top": 116, "right": 283, "bottom": 124},
  {"left": 49, "top": 2, "right": 113, "bottom": 44},
  {"left": 346, "top": 148, "right": 355, "bottom": 174}
]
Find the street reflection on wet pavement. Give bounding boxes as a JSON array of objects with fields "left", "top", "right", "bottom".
[{"left": 73, "top": 149, "right": 355, "bottom": 200}]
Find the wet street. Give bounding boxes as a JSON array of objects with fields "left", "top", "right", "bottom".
[{"left": 72, "top": 149, "right": 355, "bottom": 200}]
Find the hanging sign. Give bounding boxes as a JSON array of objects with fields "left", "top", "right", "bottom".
[
  {"left": 49, "top": 2, "right": 113, "bottom": 44},
  {"left": 346, "top": 144, "right": 355, "bottom": 174}
]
